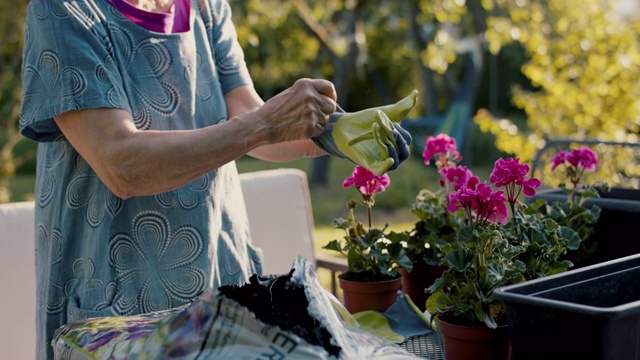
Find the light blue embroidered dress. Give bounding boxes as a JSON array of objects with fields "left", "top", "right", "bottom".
[{"left": 19, "top": 0, "right": 264, "bottom": 358}]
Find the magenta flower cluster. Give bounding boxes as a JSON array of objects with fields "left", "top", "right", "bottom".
[
  {"left": 447, "top": 157, "right": 541, "bottom": 226},
  {"left": 422, "top": 134, "right": 542, "bottom": 227},
  {"left": 550, "top": 146, "right": 600, "bottom": 188},
  {"left": 447, "top": 180, "right": 509, "bottom": 226},
  {"left": 422, "top": 134, "right": 462, "bottom": 167},
  {"left": 342, "top": 165, "right": 391, "bottom": 227},
  {"left": 343, "top": 165, "right": 390, "bottom": 197},
  {"left": 550, "top": 146, "right": 600, "bottom": 172}
]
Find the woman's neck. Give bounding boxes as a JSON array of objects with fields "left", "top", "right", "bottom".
[{"left": 126, "top": 0, "right": 175, "bottom": 13}]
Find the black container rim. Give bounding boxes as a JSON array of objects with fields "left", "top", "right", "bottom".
[
  {"left": 531, "top": 187, "right": 640, "bottom": 212},
  {"left": 495, "top": 253, "right": 640, "bottom": 319}
]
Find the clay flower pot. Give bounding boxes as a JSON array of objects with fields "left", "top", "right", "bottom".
[
  {"left": 436, "top": 316, "right": 511, "bottom": 360},
  {"left": 399, "top": 262, "right": 447, "bottom": 312},
  {"left": 338, "top": 274, "right": 402, "bottom": 313}
]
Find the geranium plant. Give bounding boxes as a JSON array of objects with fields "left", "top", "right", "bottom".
[
  {"left": 531, "top": 146, "right": 608, "bottom": 250},
  {"left": 322, "top": 165, "right": 412, "bottom": 282},
  {"left": 426, "top": 154, "right": 590, "bottom": 329},
  {"left": 403, "top": 134, "right": 469, "bottom": 267}
]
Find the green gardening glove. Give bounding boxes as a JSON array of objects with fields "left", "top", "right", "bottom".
[{"left": 312, "top": 90, "right": 418, "bottom": 176}]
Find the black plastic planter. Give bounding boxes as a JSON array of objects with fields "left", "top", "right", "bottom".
[
  {"left": 530, "top": 187, "right": 640, "bottom": 268},
  {"left": 495, "top": 253, "right": 640, "bottom": 360}
]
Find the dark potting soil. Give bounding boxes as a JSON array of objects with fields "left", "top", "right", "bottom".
[
  {"left": 218, "top": 270, "right": 341, "bottom": 357},
  {"left": 338, "top": 269, "right": 398, "bottom": 282},
  {"left": 440, "top": 311, "right": 509, "bottom": 328}
]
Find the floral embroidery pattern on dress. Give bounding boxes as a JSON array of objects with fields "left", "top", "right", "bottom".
[
  {"left": 64, "top": 258, "right": 115, "bottom": 321},
  {"left": 37, "top": 224, "right": 65, "bottom": 315},
  {"left": 31, "top": 0, "right": 68, "bottom": 22},
  {"left": 104, "top": 23, "right": 180, "bottom": 129},
  {"left": 37, "top": 137, "right": 69, "bottom": 207},
  {"left": 65, "top": 259, "right": 103, "bottom": 300},
  {"left": 108, "top": 211, "right": 206, "bottom": 315},
  {"left": 66, "top": 156, "right": 123, "bottom": 227},
  {"left": 185, "top": 51, "right": 217, "bottom": 101},
  {"left": 155, "top": 175, "right": 209, "bottom": 210},
  {"left": 20, "top": 50, "right": 86, "bottom": 129}
]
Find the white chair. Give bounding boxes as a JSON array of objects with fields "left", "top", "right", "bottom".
[
  {"left": 239, "top": 168, "right": 347, "bottom": 289},
  {"left": 239, "top": 168, "right": 318, "bottom": 275},
  {"left": 0, "top": 168, "right": 346, "bottom": 358},
  {"left": 0, "top": 201, "right": 36, "bottom": 360}
]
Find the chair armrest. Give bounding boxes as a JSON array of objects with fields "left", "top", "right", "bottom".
[
  {"left": 315, "top": 253, "right": 348, "bottom": 272},
  {"left": 315, "top": 254, "right": 348, "bottom": 296}
]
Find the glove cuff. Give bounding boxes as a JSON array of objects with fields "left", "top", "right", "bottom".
[{"left": 311, "top": 128, "right": 347, "bottom": 159}]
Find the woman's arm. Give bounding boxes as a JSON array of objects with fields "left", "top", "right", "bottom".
[
  {"left": 54, "top": 79, "right": 336, "bottom": 199},
  {"left": 225, "top": 84, "right": 331, "bottom": 162}
]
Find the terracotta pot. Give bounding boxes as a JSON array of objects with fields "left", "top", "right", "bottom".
[
  {"left": 399, "top": 262, "right": 447, "bottom": 312},
  {"left": 338, "top": 274, "right": 402, "bottom": 313},
  {"left": 436, "top": 317, "right": 511, "bottom": 360}
]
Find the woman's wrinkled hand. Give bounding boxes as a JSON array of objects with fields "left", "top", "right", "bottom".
[{"left": 256, "top": 78, "right": 337, "bottom": 142}]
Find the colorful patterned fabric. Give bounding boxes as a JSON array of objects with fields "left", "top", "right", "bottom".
[{"left": 52, "top": 257, "right": 420, "bottom": 359}]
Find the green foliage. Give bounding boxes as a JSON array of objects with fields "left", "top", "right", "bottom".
[
  {"left": 425, "top": 147, "right": 605, "bottom": 329},
  {"left": 0, "top": 1, "right": 31, "bottom": 203},
  {"left": 426, "top": 208, "right": 585, "bottom": 328},
  {"left": 425, "top": 184, "right": 603, "bottom": 328},
  {"left": 405, "top": 189, "right": 465, "bottom": 266},
  {"left": 527, "top": 182, "right": 608, "bottom": 265},
  {"left": 507, "top": 209, "right": 580, "bottom": 280},
  {"left": 322, "top": 204, "right": 412, "bottom": 279},
  {"left": 229, "top": 0, "right": 476, "bottom": 116},
  {"left": 427, "top": 223, "right": 527, "bottom": 328},
  {"left": 232, "top": 0, "right": 322, "bottom": 97},
  {"left": 477, "top": 0, "right": 640, "bottom": 185}
]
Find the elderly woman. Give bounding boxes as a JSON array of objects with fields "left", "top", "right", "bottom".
[{"left": 19, "top": 1, "right": 411, "bottom": 358}]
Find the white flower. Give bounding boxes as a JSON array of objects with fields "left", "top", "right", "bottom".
[
  {"left": 381, "top": 249, "right": 389, "bottom": 255},
  {"left": 400, "top": 241, "right": 408, "bottom": 248},
  {"left": 424, "top": 243, "right": 431, "bottom": 249},
  {"left": 376, "top": 237, "right": 392, "bottom": 245}
]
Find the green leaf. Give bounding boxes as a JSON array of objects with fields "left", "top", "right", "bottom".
[{"left": 443, "top": 249, "right": 474, "bottom": 271}]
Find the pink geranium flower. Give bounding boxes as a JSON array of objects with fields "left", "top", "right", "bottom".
[
  {"left": 565, "top": 146, "right": 600, "bottom": 171},
  {"left": 550, "top": 150, "right": 567, "bottom": 171},
  {"left": 439, "top": 165, "right": 476, "bottom": 193},
  {"left": 343, "top": 165, "right": 391, "bottom": 227},
  {"left": 447, "top": 157, "right": 540, "bottom": 227},
  {"left": 447, "top": 181, "right": 508, "bottom": 226},
  {"left": 343, "top": 165, "right": 390, "bottom": 196},
  {"left": 490, "top": 157, "right": 541, "bottom": 209},
  {"left": 550, "top": 146, "right": 600, "bottom": 188},
  {"left": 422, "top": 133, "right": 462, "bottom": 167}
]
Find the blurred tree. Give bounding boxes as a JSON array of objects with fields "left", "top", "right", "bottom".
[
  {"left": 476, "top": 0, "right": 640, "bottom": 186},
  {"left": 233, "top": 0, "right": 640, "bottom": 187},
  {"left": 0, "top": 1, "right": 30, "bottom": 203}
]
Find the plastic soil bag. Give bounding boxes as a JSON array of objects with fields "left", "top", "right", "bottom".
[{"left": 52, "top": 256, "right": 419, "bottom": 359}]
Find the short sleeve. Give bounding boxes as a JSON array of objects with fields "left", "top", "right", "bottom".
[
  {"left": 19, "top": 0, "right": 128, "bottom": 142},
  {"left": 203, "top": 0, "right": 253, "bottom": 94}
]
